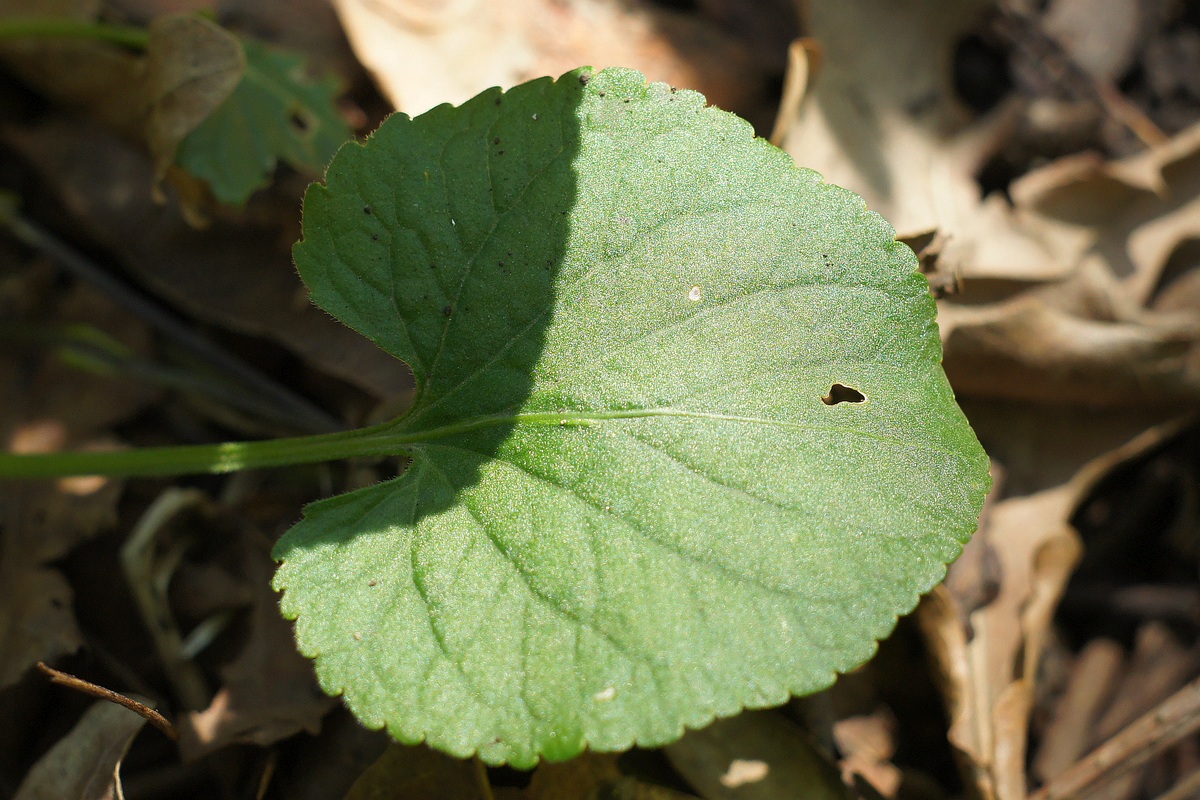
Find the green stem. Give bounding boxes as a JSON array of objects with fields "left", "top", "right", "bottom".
[
  {"left": 0, "top": 424, "right": 409, "bottom": 479},
  {"left": 0, "top": 18, "right": 150, "bottom": 49}
]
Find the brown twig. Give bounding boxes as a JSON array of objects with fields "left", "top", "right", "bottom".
[
  {"left": 1028, "top": 675, "right": 1200, "bottom": 800},
  {"left": 36, "top": 662, "right": 179, "bottom": 741}
]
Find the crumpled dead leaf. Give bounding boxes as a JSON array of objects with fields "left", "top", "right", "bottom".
[
  {"left": 142, "top": 13, "right": 245, "bottom": 182},
  {"left": 779, "top": 0, "right": 1013, "bottom": 239},
  {"left": 832, "top": 709, "right": 902, "bottom": 798},
  {"left": 1010, "top": 120, "right": 1200, "bottom": 303},
  {"left": 940, "top": 261, "right": 1200, "bottom": 407},
  {"left": 918, "top": 412, "right": 1193, "bottom": 800},
  {"left": 331, "top": 0, "right": 787, "bottom": 127},
  {"left": 935, "top": 124, "right": 1200, "bottom": 409},
  {"left": 12, "top": 698, "right": 147, "bottom": 800},
  {"left": 179, "top": 526, "right": 334, "bottom": 757}
]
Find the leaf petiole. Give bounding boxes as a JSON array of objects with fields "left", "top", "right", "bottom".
[{"left": 0, "top": 423, "right": 409, "bottom": 479}]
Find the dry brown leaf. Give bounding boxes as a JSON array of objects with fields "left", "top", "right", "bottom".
[
  {"left": 142, "top": 14, "right": 245, "bottom": 180},
  {"left": 918, "top": 412, "right": 1193, "bottom": 800},
  {"left": 12, "top": 698, "right": 147, "bottom": 800},
  {"left": 780, "top": 0, "right": 1012, "bottom": 239},
  {"left": 1011, "top": 120, "right": 1200, "bottom": 303},
  {"left": 779, "top": 2, "right": 1198, "bottom": 296},
  {"left": 1043, "top": 0, "right": 1143, "bottom": 81},
  {"left": 940, "top": 262, "right": 1200, "bottom": 407},
  {"left": 931, "top": 125, "right": 1200, "bottom": 410},
  {"left": 832, "top": 709, "right": 902, "bottom": 798},
  {"left": 4, "top": 119, "right": 411, "bottom": 400},
  {"left": 179, "top": 529, "right": 333, "bottom": 757},
  {"left": 331, "top": 0, "right": 781, "bottom": 125}
]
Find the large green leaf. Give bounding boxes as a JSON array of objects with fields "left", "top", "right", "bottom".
[{"left": 273, "top": 67, "right": 989, "bottom": 767}]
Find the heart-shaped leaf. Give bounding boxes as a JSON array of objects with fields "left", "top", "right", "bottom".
[{"left": 273, "top": 67, "right": 989, "bottom": 767}]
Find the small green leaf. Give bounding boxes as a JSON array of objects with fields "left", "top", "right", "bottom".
[
  {"left": 175, "top": 38, "right": 350, "bottom": 205},
  {"left": 273, "top": 67, "right": 989, "bottom": 767}
]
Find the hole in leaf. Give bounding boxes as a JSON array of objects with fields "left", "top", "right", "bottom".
[
  {"left": 288, "top": 107, "right": 313, "bottom": 134},
  {"left": 821, "top": 384, "right": 866, "bottom": 405}
]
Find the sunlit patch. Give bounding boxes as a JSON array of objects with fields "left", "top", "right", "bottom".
[
  {"left": 720, "top": 759, "right": 769, "bottom": 788},
  {"left": 8, "top": 419, "right": 68, "bottom": 454},
  {"left": 58, "top": 475, "right": 109, "bottom": 496}
]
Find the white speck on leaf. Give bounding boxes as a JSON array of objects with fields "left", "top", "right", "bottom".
[
  {"left": 594, "top": 687, "right": 616, "bottom": 702},
  {"left": 688, "top": 285, "right": 703, "bottom": 302}
]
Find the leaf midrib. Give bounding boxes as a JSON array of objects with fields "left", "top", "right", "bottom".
[{"left": 387, "top": 407, "right": 964, "bottom": 463}]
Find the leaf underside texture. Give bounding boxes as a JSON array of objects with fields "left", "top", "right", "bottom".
[{"left": 273, "top": 67, "right": 990, "bottom": 767}]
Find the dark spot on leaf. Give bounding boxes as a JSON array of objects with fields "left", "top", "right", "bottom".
[
  {"left": 821, "top": 384, "right": 866, "bottom": 405},
  {"left": 371, "top": 234, "right": 379, "bottom": 241},
  {"left": 363, "top": 206, "right": 372, "bottom": 215},
  {"left": 368, "top": 580, "right": 377, "bottom": 587},
  {"left": 599, "top": 91, "right": 606, "bottom": 97},
  {"left": 443, "top": 305, "right": 453, "bottom": 317},
  {"left": 495, "top": 97, "right": 502, "bottom": 105},
  {"left": 498, "top": 261, "right": 504, "bottom": 267},
  {"left": 579, "top": 72, "right": 591, "bottom": 85},
  {"left": 498, "top": 150, "right": 505, "bottom": 155},
  {"left": 493, "top": 137, "right": 500, "bottom": 145}
]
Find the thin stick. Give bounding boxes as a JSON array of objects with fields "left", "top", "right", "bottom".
[
  {"left": 1028, "top": 676, "right": 1200, "bottom": 800},
  {"left": 36, "top": 662, "right": 179, "bottom": 741},
  {"left": 2, "top": 210, "right": 342, "bottom": 435}
]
